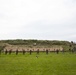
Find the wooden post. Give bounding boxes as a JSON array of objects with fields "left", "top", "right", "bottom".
[
  {"left": 9, "top": 50, "right": 12, "bottom": 55},
  {"left": 16, "top": 49, "right": 18, "bottom": 55},
  {"left": 23, "top": 49, "right": 25, "bottom": 55},
  {"left": 46, "top": 49, "right": 48, "bottom": 54},
  {"left": 5, "top": 49, "right": 7, "bottom": 55},
  {"left": 37, "top": 49, "right": 39, "bottom": 54},
  {"left": 56, "top": 49, "right": 59, "bottom": 54},
  {"left": 0, "top": 50, "right": 1, "bottom": 55},
  {"left": 30, "top": 50, "right": 32, "bottom": 55}
]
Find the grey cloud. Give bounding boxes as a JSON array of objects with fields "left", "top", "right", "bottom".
[{"left": 0, "top": 0, "right": 76, "bottom": 42}]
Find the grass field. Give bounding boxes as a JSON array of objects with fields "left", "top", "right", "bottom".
[{"left": 0, "top": 52, "right": 76, "bottom": 75}]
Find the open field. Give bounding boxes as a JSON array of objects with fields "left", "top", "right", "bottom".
[{"left": 0, "top": 52, "right": 76, "bottom": 75}]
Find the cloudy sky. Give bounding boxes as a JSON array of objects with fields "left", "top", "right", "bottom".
[{"left": 0, "top": 0, "right": 76, "bottom": 42}]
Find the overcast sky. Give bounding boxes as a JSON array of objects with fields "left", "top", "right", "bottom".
[{"left": 0, "top": 0, "right": 76, "bottom": 42}]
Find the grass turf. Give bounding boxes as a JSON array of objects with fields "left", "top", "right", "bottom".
[{"left": 0, "top": 52, "right": 76, "bottom": 75}]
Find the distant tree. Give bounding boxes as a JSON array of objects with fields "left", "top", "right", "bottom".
[
  {"left": 71, "top": 41, "right": 73, "bottom": 44},
  {"left": 69, "top": 48, "right": 71, "bottom": 52},
  {"left": 69, "top": 44, "right": 72, "bottom": 47}
]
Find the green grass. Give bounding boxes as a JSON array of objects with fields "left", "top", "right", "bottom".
[{"left": 0, "top": 52, "right": 76, "bottom": 75}]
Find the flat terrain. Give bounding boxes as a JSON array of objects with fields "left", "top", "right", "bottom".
[{"left": 0, "top": 52, "right": 76, "bottom": 75}]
